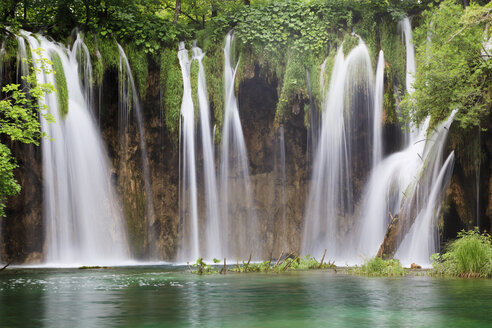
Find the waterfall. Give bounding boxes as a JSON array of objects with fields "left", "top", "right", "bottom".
[
  {"left": 356, "top": 18, "right": 456, "bottom": 266},
  {"left": 307, "top": 69, "right": 321, "bottom": 173},
  {"left": 73, "top": 34, "right": 94, "bottom": 117},
  {"left": 400, "top": 17, "right": 419, "bottom": 143},
  {"left": 220, "top": 31, "right": 259, "bottom": 259},
  {"left": 373, "top": 50, "right": 384, "bottom": 167},
  {"left": 302, "top": 39, "right": 375, "bottom": 263},
  {"left": 117, "top": 44, "right": 157, "bottom": 258},
  {"left": 275, "top": 125, "right": 287, "bottom": 251},
  {"left": 390, "top": 18, "right": 455, "bottom": 266},
  {"left": 394, "top": 116, "right": 456, "bottom": 267},
  {"left": 21, "top": 32, "right": 129, "bottom": 265},
  {"left": 177, "top": 43, "right": 200, "bottom": 260},
  {"left": 193, "top": 45, "right": 221, "bottom": 259},
  {"left": 15, "top": 35, "right": 29, "bottom": 88},
  {"left": 0, "top": 40, "right": 5, "bottom": 90},
  {"left": 400, "top": 17, "right": 415, "bottom": 95}
]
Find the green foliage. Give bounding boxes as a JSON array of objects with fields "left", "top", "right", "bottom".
[
  {"left": 191, "top": 257, "right": 218, "bottom": 275},
  {"left": 125, "top": 43, "right": 148, "bottom": 98},
  {"left": 160, "top": 48, "right": 183, "bottom": 140},
  {"left": 230, "top": 0, "right": 350, "bottom": 57},
  {"left": 400, "top": 0, "right": 492, "bottom": 130},
  {"left": 51, "top": 52, "right": 68, "bottom": 118},
  {"left": 379, "top": 18, "right": 406, "bottom": 90},
  {"left": 0, "top": 144, "right": 20, "bottom": 216},
  {"left": 351, "top": 257, "right": 406, "bottom": 277},
  {"left": 202, "top": 44, "right": 223, "bottom": 142},
  {"left": 275, "top": 50, "right": 309, "bottom": 124},
  {"left": 97, "top": 37, "right": 120, "bottom": 71},
  {"left": 431, "top": 228, "right": 492, "bottom": 278},
  {"left": 0, "top": 49, "right": 55, "bottom": 217},
  {"left": 342, "top": 34, "right": 360, "bottom": 57},
  {"left": 190, "top": 59, "right": 199, "bottom": 117},
  {"left": 190, "top": 254, "right": 336, "bottom": 275},
  {"left": 81, "top": 33, "right": 103, "bottom": 85}
]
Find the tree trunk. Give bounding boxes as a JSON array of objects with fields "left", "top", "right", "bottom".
[{"left": 173, "top": 0, "right": 181, "bottom": 24}]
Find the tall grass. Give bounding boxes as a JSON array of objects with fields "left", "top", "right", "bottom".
[
  {"left": 351, "top": 257, "right": 406, "bottom": 277},
  {"left": 431, "top": 228, "right": 492, "bottom": 278}
]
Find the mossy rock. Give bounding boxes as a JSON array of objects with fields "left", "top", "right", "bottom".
[
  {"left": 160, "top": 47, "right": 183, "bottom": 142},
  {"left": 51, "top": 52, "right": 68, "bottom": 118}
]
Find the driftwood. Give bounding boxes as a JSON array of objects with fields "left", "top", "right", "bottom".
[
  {"left": 220, "top": 258, "right": 227, "bottom": 275},
  {"left": 319, "top": 249, "right": 327, "bottom": 268},
  {"left": 241, "top": 253, "right": 252, "bottom": 272},
  {"left": 0, "top": 262, "right": 11, "bottom": 272},
  {"left": 278, "top": 252, "right": 295, "bottom": 267},
  {"left": 377, "top": 211, "right": 401, "bottom": 259},
  {"left": 282, "top": 256, "right": 298, "bottom": 272},
  {"left": 274, "top": 250, "right": 284, "bottom": 267}
]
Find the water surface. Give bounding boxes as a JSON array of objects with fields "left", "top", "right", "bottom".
[{"left": 0, "top": 267, "right": 490, "bottom": 327}]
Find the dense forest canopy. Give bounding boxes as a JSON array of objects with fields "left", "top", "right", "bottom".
[{"left": 0, "top": 1, "right": 442, "bottom": 50}]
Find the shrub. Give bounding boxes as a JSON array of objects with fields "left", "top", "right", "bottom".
[
  {"left": 352, "top": 257, "right": 406, "bottom": 277},
  {"left": 431, "top": 229, "right": 492, "bottom": 278}
]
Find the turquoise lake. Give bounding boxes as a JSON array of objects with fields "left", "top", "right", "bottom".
[{"left": 0, "top": 267, "right": 491, "bottom": 327}]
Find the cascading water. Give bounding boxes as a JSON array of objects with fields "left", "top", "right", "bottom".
[
  {"left": 356, "top": 18, "right": 456, "bottom": 266},
  {"left": 275, "top": 125, "right": 287, "bottom": 251},
  {"left": 0, "top": 40, "right": 5, "bottom": 90},
  {"left": 400, "top": 17, "right": 418, "bottom": 142},
  {"left": 73, "top": 34, "right": 94, "bottom": 116},
  {"left": 220, "top": 32, "right": 259, "bottom": 259},
  {"left": 177, "top": 43, "right": 200, "bottom": 260},
  {"left": 400, "top": 17, "right": 415, "bottom": 95},
  {"left": 302, "top": 39, "right": 375, "bottom": 263},
  {"left": 192, "top": 45, "right": 221, "bottom": 259},
  {"left": 117, "top": 44, "right": 157, "bottom": 258},
  {"left": 394, "top": 116, "right": 456, "bottom": 266},
  {"left": 21, "top": 32, "right": 129, "bottom": 265},
  {"left": 307, "top": 69, "right": 321, "bottom": 172},
  {"left": 373, "top": 50, "right": 384, "bottom": 167},
  {"left": 15, "top": 35, "right": 29, "bottom": 88}
]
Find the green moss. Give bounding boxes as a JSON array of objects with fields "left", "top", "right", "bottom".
[
  {"left": 190, "top": 59, "right": 199, "bottom": 119},
  {"left": 379, "top": 19, "right": 406, "bottom": 91},
  {"left": 124, "top": 190, "right": 147, "bottom": 259},
  {"left": 160, "top": 48, "right": 183, "bottom": 141},
  {"left": 319, "top": 49, "right": 336, "bottom": 104},
  {"left": 202, "top": 44, "right": 224, "bottom": 144},
  {"left": 3, "top": 36, "right": 18, "bottom": 65},
  {"left": 125, "top": 43, "right": 149, "bottom": 98},
  {"left": 97, "top": 37, "right": 119, "bottom": 71},
  {"left": 342, "top": 34, "right": 359, "bottom": 56},
  {"left": 83, "top": 33, "right": 104, "bottom": 86},
  {"left": 275, "top": 49, "right": 309, "bottom": 124},
  {"left": 51, "top": 52, "right": 69, "bottom": 118},
  {"left": 353, "top": 15, "right": 378, "bottom": 61}
]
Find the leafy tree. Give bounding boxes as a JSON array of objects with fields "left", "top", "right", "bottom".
[
  {"left": 0, "top": 49, "right": 54, "bottom": 217},
  {"left": 400, "top": 0, "right": 492, "bottom": 129}
]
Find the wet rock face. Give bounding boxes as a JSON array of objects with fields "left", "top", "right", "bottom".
[
  {"left": 3, "top": 60, "right": 490, "bottom": 263},
  {"left": 2, "top": 143, "right": 44, "bottom": 263},
  {"left": 239, "top": 71, "right": 308, "bottom": 256},
  {"left": 100, "top": 61, "right": 180, "bottom": 260}
]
